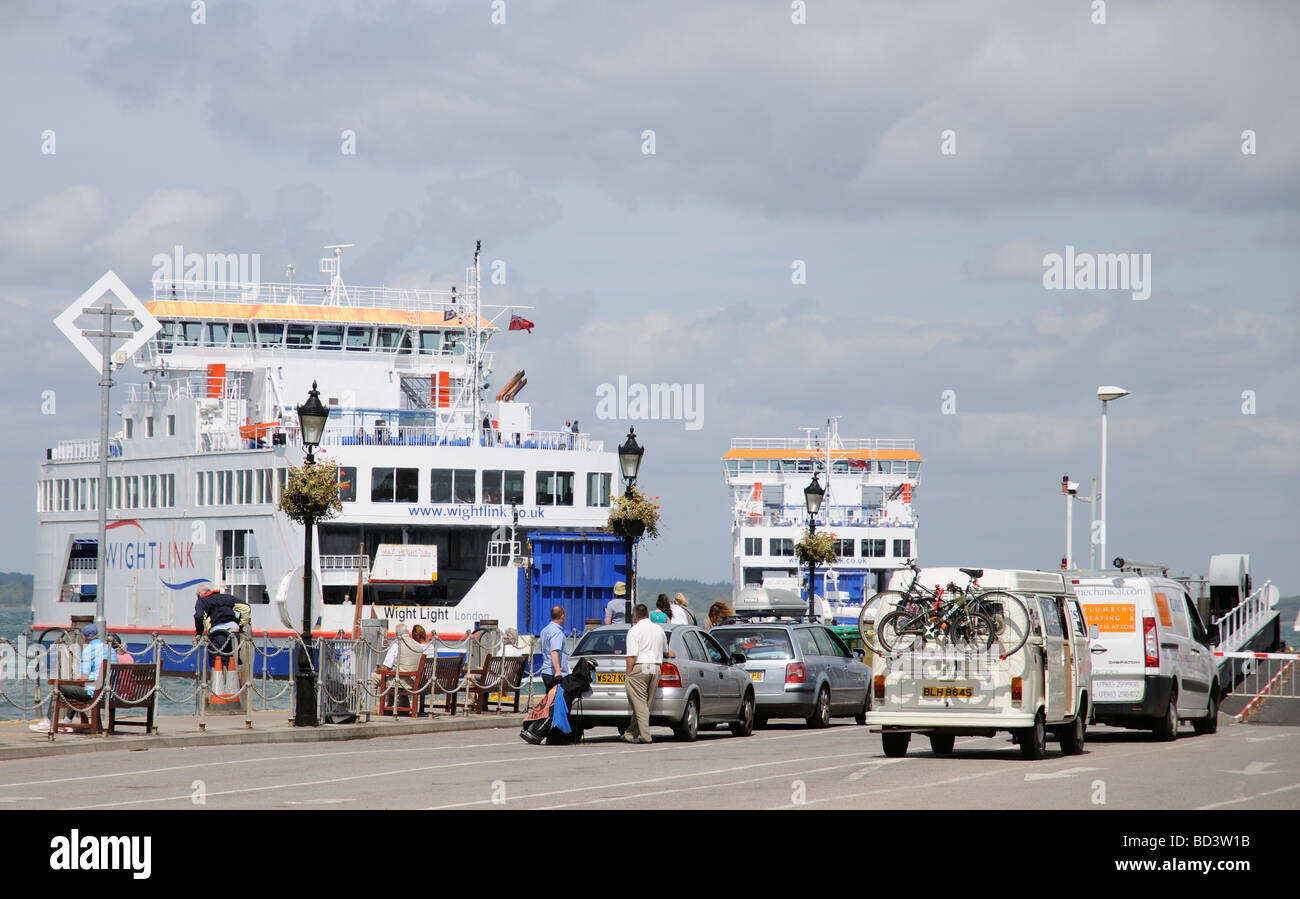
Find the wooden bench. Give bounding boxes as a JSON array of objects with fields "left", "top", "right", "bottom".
[
  {"left": 431, "top": 655, "right": 464, "bottom": 716},
  {"left": 465, "top": 655, "right": 527, "bottom": 713},
  {"left": 377, "top": 656, "right": 429, "bottom": 718},
  {"left": 49, "top": 660, "right": 107, "bottom": 736},
  {"left": 107, "top": 663, "right": 158, "bottom": 734}
]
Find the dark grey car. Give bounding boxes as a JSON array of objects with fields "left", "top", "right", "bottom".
[
  {"left": 568, "top": 623, "right": 757, "bottom": 741},
  {"left": 710, "top": 623, "right": 871, "bottom": 727}
]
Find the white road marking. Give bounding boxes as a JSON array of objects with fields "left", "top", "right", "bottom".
[
  {"left": 283, "top": 798, "right": 355, "bottom": 805},
  {"left": 1244, "top": 734, "right": 1290, "bottom": 743},
  {"left": 0, "top": 796, "right": 46, "bottom": 802},
  {"left": 845, "top": 759, "right": 906, "bottom": 781},
  {"left": 422, "top": 750, "right": 874, "bottom": 810},
  {"left": 1024, "top": 766, "right": 1104, "bottom": 782},
  {"left": 1217, "top": 761, "right": 1278, "bottom": 776},
  {"left": 1197, "top": 781, "right": 1300, "bottom": 810}
]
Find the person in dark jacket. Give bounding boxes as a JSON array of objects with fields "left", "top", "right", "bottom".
[{"left": 193, "top": 588, "right": 241, "bottom": 656}]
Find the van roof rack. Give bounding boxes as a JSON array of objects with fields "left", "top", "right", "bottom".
[{"left": 1111, "top": 557, "right": 1173, "bottom": 577}]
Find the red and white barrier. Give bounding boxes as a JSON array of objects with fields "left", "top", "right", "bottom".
[{"left": 1213, "top": 650, "right": 1298, "bottom": 661}]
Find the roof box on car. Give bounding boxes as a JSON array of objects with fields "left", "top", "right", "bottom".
[{"left": 734, "top": 586, "right": 806, "bottom": 619}]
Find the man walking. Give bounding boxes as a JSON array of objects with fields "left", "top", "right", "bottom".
[
  {"left": 623, "top": 604, "right": 674, "bottom": 744},
  {"left": 539, "top": 605, "right": 568, "bottom": 690}
]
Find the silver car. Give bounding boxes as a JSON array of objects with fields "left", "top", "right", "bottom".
[
  {"left": 567, "top": 623, "right": 757, "bottom": 741},
  {"left": 710, "top": 623, "right": 871, "bottom": 727}
]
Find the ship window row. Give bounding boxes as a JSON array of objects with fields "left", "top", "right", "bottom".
[
  {"left": 336, "top": 467, "right": 614, "bottom": 507},
  {"left": 123, "top": 415, "right": 177, "bottom": 440},
  {"left": 726, "top": 460, "right": 919, "bottom": 476},
  {"left": 743, "top": 537, "right": 912, "bottom": 559},
  {"left": 39, "top": 475, "right": 177, "bottom": 512},
  {"left": 154, "top": 320, "right": 464, "bottom": 355},
  {"left": 194, "top": 468, "right": 287, "bottom": 507}
]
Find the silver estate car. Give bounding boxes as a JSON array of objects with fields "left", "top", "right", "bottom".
[
  {"left": 567, "top": 623, "right": 757, "bottom": 741},
  {"left": 710, "top": 623, "right": 871, "bottom": 727}
]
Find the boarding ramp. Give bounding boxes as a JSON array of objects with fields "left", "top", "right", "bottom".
[{"left": 1216, "top": 650, "right": 1300, "bottom": 725}]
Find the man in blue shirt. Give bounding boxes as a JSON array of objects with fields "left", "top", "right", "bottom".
[
  {"left": 604, "top": 581, "right": 627, "bottom": 625},
  {"left": 30, "top": 624, "right": 112, "bottom": 733},
  {"left": 539, "top": 606, "right": 568, "bottom": 690}
]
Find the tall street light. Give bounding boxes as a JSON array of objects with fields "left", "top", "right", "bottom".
[
  {"left": 804, "top": 473, "right": 825, "bottom": 622},
  {"left": 618, "top": 428, "right": 644, "bottom": 622},
  {"left": 1097, "top": 386, "right": 1129, "bottom": 570},
  {"left": 294, "top": 381, "right": 330, "bottom": 727}
]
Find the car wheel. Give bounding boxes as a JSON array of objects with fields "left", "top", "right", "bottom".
[
  {"left": 1193, "top": 684, "right": 1219, "bottom": 735},
  {"left": 855, "top": 694, "right": 870, "bottom": 726},
  {"left": 1059, "top": 700, "right": 1087, "bottom": 756},
  {"left": 806, "top": 686, "right": 831, "bottom": 729},
  {"left": 1152, "top": 686, "right": 1179, "bottom": 742},
  {"left": 730, "top": 691, "right": 756, "bottom": 737},
  {"left": 674, "top": 696, "right": 699, "bottom": 742},
  {"left": 1019, "top": 712, "right": 1046, "bottom": 760},
  {"left": 882, "top": 731, "right": 910, "bottom": 758},
  {"left": 929, "top": 734, "right": 955, "bottom": 755}
]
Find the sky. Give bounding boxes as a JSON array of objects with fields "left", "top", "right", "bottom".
[{"left": 0, "top": 0, "right": 1296, "bottom": 593}]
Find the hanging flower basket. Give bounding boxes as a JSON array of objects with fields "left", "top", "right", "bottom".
[
  {"left": 606, "top": 486, "right": 660, "bottom": 540},
  {"left": 795, "top": 529, "right": 837, "bottom": 566},
  {"left": 279, "top": 459, "right": 344, "bottom": 524}
]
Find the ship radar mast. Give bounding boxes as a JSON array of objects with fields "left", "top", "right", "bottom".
[{"left": 320, "top": 244, "right": 355, "bottom": 306}]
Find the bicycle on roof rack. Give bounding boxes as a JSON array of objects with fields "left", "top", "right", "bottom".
[{"left": 858, "top": 560, "right": 1032, "bottom": 656}]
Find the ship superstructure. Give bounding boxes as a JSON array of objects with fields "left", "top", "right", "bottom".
[
  {"left": 34, "top": 246, "right": 619, "bottom": 650},
  {"left": 723, "top": 418, "right": 921, "bottom": 623}
]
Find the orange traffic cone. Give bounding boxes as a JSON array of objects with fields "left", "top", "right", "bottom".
[{"left": 210, "top": 657, "right": 229, "bottom": 704}]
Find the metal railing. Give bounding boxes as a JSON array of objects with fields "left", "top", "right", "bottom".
[
  {"left": 486, "top": 540, "right": 522, "bottom": 568},
  {"left": 320, "top": 554, "right": 371, "bottom": 571},
  {"left": 222, "top": 556, "right": 263, "bottom": 571},
  {"left": 730, "top": 437, "right": 916, "bottom": 451},
  {"left": 1213, "top": 581, "right": 1278, "bottom": 655}
]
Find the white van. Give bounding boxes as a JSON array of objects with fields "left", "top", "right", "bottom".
[
  {"left": 866, "top": 568, "right": 1093, "bottom": 760},
  {"left": 1073, "top": 574, "right": 1220, "bottom": 739}
]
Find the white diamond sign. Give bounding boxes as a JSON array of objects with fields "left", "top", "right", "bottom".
[{"left": 54, "top": 270, "right": 161, "bottom": 373}]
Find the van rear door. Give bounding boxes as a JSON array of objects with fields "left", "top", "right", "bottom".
[{"left": 1076, "top": 578, "right": 1146, "bottom": 704}]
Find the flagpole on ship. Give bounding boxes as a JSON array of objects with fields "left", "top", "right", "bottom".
[{"left": 473, "top": 240, "right": 482, "bottom": 445}]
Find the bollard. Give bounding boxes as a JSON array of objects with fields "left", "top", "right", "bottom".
[
  {"left": 151, "top": 635, "right": 162, "bottom": 734},
  {"left": 198, "top": 641, "right": 208, "bottom": 733}
]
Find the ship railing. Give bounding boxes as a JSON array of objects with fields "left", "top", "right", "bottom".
[
  {"left": 486, "top": 540, "right": 523, "bottom": 568},
  {"left": 311, "top": 426, "right": 602, "bottom": 452},
  {"left": 1213, "top": 580, "right": 1279, "bottom": 656},
  {"left": 65, "top": 558, "right": 97, "bottom": 571},
  {"left": 127, "top": 374, "right": 244, "bottom": 403},
  {"left": 320, "top": 554, "right": 371, "bottom": 571},
  {"left": 730, "top": 437, "right": 916, "bottom": 451},
  {"left": 152, "top": 280, "right": 472, "bottom": 313},
  {"left": 51, "top": 439, "right": 123, "bottom": 462},
  {"left": 221, "top": 556, "right": 263, "bottom": 571},
  {"left": 736, "top": 507, "right": 917, "bottom": 528}
]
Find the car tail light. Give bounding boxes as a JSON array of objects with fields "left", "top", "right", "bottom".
[
  {"left": 786, "top": 662, "right": 807, "bottom": 684},
  {"left": 658, "top": 662, "right": 681, "bottom": 687},
  {"left": 873, "top": 674, "right": 885, "bottom": 700},
  {"left": 1011, "top": 677, "right": 1023, "bottom": 705},
  {"left": 1143, "top": 617, "right": 1159, "bottom": 667}
]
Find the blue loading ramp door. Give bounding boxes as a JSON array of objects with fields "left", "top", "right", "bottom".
[{"left": 519, "top": 531, "right": 629, "bottom": 637}]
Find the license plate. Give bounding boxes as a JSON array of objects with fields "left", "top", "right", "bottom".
[
  {"left": 749, "top": 670, "right": 764, "bottom": 681},
  {"left": 922, "top": 685, "right": 975, "bottom": 699},
  {"left": 594, "top": 672, "right": 626, "bottom": 686}
]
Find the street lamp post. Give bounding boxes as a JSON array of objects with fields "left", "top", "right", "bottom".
[
  {"left": 1096, "top": 386, "right": 1129, "bottom": 570},
  {"left": 804, "top": 474, "right": 825, "bottom": 622},
  {"left": 294, "top": 381, "right": 330, "bottom": 727},
  {"left": 618, "top": 428, "right": 644, "bottom": 622}
]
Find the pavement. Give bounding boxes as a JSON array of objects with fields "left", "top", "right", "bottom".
[
  {"left": 2, "top": 714, "right": 1297, "bottom": 810},
  {"left": 0, "top": 707, "right": 527, "bottom": 761}
]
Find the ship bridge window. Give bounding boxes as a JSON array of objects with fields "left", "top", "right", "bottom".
[
  {"left": 724, "top": 461, "right": 739, "bottom": 476},
  {"left": 377, "top": 327, "right": 411, "bottom": 353},
  {"left": 536, "top": 471, "right": 574, "bottom": 506},
  {"left": 744, "top": 537, "right": 762, "bottom": 556},
  {"left": 586, "top": 472, "right": 612, "bottom": 507},
  {"left": 230, "top": 323, "right": 251, "bottom": 346},
  {"left": 372, "top": 467, "right": 419, "bottom": 503},
  {"left": 286, "top": 323, "right": 314, "bottom": 349},
  {"left": 892, "top": 539, "right": 911, "bottom": 558},
  {"left": 768, "top": 538, "right": 794, "bottom": 557},
  {"left": 431, "top": 468, "right": 476, "bottom": 504},
  {"left": 316, "top": 325, "right": 343, "bottom": 350},
  {"left": 256, "top": 323, "right": 284, "bottom": 347},
  {"left": 418, "top": 330, "right": 442, "bottom": 354},
  {"left": 157, "top": 320, "right": 177, "bottom": 352},
  {"left": 346, "top": 326, "right": 373, "bottom": 351},
  {"left": 207, "top": 322, "right": 229, "bottom": 346},
  {"left": 834, "top": 539, "right": 855, "bottom": 557},
  {"left": 181, "top": 321, "right": 204, "bottom": 346},
  {"left": 862, "top": 539, "right": 885, "bottom": 558}
]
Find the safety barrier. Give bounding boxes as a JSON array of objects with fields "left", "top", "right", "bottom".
[
  {"left": 1213, "top": 650, "right": 1298, "bottom": 722},
  {"left": 2, "top": 627, "right": 544, "bottom": 739},
  {"left": 1212, "top": 581, "right": 1279, "bottom": 655}
]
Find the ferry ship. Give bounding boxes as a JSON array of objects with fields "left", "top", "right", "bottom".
[
  {"left": 33, "top": 245, "right": 623, "bottom": 667},
  {"left": 723, "top": 418, "right": 921, "bottom": 624}
]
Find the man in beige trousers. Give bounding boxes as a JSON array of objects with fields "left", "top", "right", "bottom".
[{"left": 624, "top": 604, "right": 674, "bottom": 744}]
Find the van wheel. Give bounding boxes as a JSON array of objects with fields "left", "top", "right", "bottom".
[
  {"left": 1152, "top": 687, "right": 1179, "bottom": 742},
  {"left": 929, "top": 734, "right": 955, "bottom": 755},
  {"left": 1193, "top": 685, "right": 1219, "bottom": 735},
  {"left": 806, "top": 686, "right": 831, "bottom": 729},
  {"left": 1059, "top": 701, "right": 1087, "bottom": 755},
  {"left": 1019, "top": 712, "right": 1047, "bottom": 760},
  {"left": 882, "top": 731, "right": 910, "bottom": 758},
  {"left": 674, "top": 696, "right": 699, "bottom": 742}
]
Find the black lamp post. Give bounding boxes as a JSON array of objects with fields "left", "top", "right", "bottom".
[
  {"left": 294, "top": 381, "right": 330, "bottom": 727},
  {"left": 618, "top": 427, "right": 645, "bottom": 622},
  {"left": 804, "top": 473, "right": 825, "bottom": 622}
]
